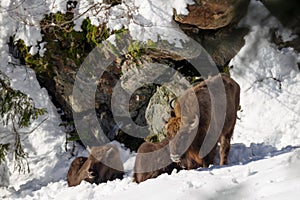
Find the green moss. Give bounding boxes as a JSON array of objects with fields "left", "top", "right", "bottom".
[
  {"left": 125, "top": 39, "right": 159, "bottom": 65},
  {"left": 127, "top": 41, "right": 144, "bottom": 60},
  {"left": 16, "top": 40, "right": 50, "bottom": 78},
  {"left": 146, "top": 39, "right": 157, "bottom": 49},
  {"left": 82, "top": 18, "right": 110, "bottom": 46},
  {"left": 113, "top": 28, "right": 127, "bottom": 34},
  {"left": 222, "top": 65, "right": 231, "bottom": 76},
  {"left": 16, "top": 12, "right": 111, "bottom": 82}
]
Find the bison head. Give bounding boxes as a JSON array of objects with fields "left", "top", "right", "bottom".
[
  {"left": 166, "top": 115, "right": 199, "bottom": 164},
  {"left": 79, "top": 144, "right": 123, "bottom": 184},
  {"left": 77, "top": 153, "right": 101, "bottom": 184}
]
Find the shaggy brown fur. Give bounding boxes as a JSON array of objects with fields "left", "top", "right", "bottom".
[
  {"left": 133, "top": 138, "right": 181, "bottom": 183},
  {"left": 67, "top": 144, "right": 124, "bottom": 187},
  {"left": 166, "top": 73, "right": 240, "bottom": 169},
  {"left": 67, "top": 157, "right": 89, "bottom": 187},
  {"left": 165, "top": 117, "right": 181, "bottom": 138}
]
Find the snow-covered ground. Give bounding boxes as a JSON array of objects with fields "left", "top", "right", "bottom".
[{"left": 1, "top": 0, "right": 300, "bottom": 199}]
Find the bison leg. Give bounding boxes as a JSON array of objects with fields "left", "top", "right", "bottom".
[
  {"left": 203, "top": 144, "right": 217, "bottom": 168},
  {"left": 219, "top": 130, "right": 233, "bottom": 165}
]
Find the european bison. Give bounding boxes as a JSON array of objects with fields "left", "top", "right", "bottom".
[
  {"left": 133, "top": 138, "right": 181, "bottom": 183},
  {"left": 166, "top": 73, "right": 240, "bottom": 169},
  {"left": 67, "top": 156, "right": 89, "bottom": 187},
  {"left": 67, "top": 144, "right": 124, "bottom": 187}
]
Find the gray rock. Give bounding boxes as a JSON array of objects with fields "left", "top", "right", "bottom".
[
  {"left": 261, "top": 0, "right": 300, "bottom": 35},
  {"left": 103, "top": 0, "right": 122, "bottom": 6},
  {"left": 145, "top": 73, "right": 191, "bottom": 141},
  {"left": 201, "top": 27, "right": 249, "bottom": 68}
]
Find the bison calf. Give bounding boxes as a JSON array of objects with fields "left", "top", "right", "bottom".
[
  {"left": 133, "top": 138, "right": 181, "bottom": 183},
  {"left": 67, "top": 157, "right": 89, "bottom": 187},
  {"left": 67, "top": 144, "right": 124, "bottom": 187}
]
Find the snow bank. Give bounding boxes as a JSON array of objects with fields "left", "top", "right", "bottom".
[
  {"left": 7, "top": 149, "right": 300, "bottom": 200},
  {"left": 0, "top": 0, "right": 68, "bottom": 196},
  {"left": 0, "top": 0, "right": 300, "bottom": 199},
  {"left": 230, "top": 0, "right": 300, "bottom": 149},
  {"left": 0, "top": 47, "right": 72, "bottom": 198}
]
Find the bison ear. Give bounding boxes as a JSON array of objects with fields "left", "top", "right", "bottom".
[
  {"left": 181, "top": 116, "right": 188, "bottom": 124},
  {"left": 181, "top": 115, "right": 199, "bottom": 129},
  {"left": 105, "top": 147, "right": 115, "bottom": 158},
  {"left": 108, "top": 147, "right": 114, "bottom": 155}
]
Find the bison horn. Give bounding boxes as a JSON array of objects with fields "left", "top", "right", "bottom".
[
  {"left": 87, "top": 170, "right": 96, "bottom": 179},
  {"left": 169, "top": 98, "right": 177, "bottom": 110},
  {"left": 105, "top": 147, "right": 114, "bottom": 158},
  {"left": 170, "top": 154, "right": 181, "bottom": 163},
  {"left": 190, "top": 115, "right": 199, "bottom": 129},
  {"left": 181, "top": 115, "right": 199, "bottom": 129}
]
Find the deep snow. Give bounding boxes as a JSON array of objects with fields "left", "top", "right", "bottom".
[{"left": 0, "top": 0, "right": 300, "bottom": 199}]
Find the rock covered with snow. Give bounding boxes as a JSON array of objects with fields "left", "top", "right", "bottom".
[
  {"left": 230, "top": 0, "right": 300, "bottom": 149},
  {"left": 174, "top": 0, "right": 250, "bottom": 29},
  {"left": 174, "top": 0, "right": 250, "bottom": 69}
]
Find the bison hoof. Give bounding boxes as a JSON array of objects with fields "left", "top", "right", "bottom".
[{"left": 170, "top": 154, "right": 181, "bottom": 163}]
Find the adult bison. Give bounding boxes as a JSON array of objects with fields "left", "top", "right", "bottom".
[
  {"left": 166, "top": 73, "right": 240, "bottom": 169},
  {"left": 67, "top": 144, "right": 124, "bottom": 187},
  {"left": 133, "top": 138, "right": 181, "bottom": 183}
]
